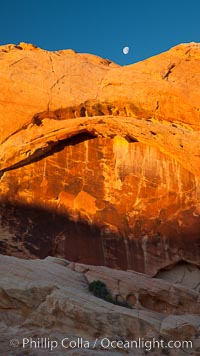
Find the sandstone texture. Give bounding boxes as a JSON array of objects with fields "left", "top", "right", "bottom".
[
  {"left": 0, "top": 255, "right": 199, "bottom": 355},
  {"left": 0, "top": 42, "right": 200, "bottom": 274}
]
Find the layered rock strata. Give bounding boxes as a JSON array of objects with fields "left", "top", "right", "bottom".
[
  {"left": 0, "top": 42, "right": 200, "bottom": 273},
  {"left": 0, "top": 255, "right": 199, "bottom": 355}
]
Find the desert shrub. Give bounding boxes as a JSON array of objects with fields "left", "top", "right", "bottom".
[
  {"left": 88, "top": 280, "right": 109, "bottom": 300},
  {"left": 88, "top": 280, "right": 132, "bottom": 309}
]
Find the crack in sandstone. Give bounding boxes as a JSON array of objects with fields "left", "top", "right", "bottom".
[
  {"left": 9, "top": 57, "right": 26, "bottom": 67},
  {"left": 1, "top": 122, "right": 31, "bottom": 145},
  {"left": 49, "top": 53, "right": 55, "bottom": 74},
  {"left": 162, "top": 63, "right": 176, "bottom": 80},
  {"left": 50, "top": 74, "right": 67, "bottom": 90},
  {"left": 95, "top": 70, "right": 110, "bottom": 100},
  {"left": 47, "top": 53, "right": 56, "bottom": 111}
]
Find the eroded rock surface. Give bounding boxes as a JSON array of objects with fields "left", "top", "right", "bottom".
[
  {"left": 0, "top": 255, "right": 199, "bottom": 355},
  {"left": 156, "top": 261, "right": 200, "bottom": 290},
  {"left": 0, "top": 42, "right": 200, "bottom": 274}
]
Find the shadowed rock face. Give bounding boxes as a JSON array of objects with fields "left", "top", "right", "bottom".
[
  {"left": 0, "top": 42, "right": 200, "bottom": 274},
  {"left": 1, "top": 136, "right": 199, "bottom": 275}
]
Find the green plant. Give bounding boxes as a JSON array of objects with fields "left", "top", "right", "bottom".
[
  {"left": 88, "top": 280, "right": 132, "bottom": 309},
  {"left": 88, "top": 280, "right": 109, "bottom": 300}
]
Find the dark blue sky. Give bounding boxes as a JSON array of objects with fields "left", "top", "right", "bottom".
[{"left": 0, "top": 0, "right": 199, "bottom": 65}]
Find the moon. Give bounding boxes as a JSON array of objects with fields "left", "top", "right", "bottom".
[{"left": 123, "top": 46, "right": 129, "bottom": 55}]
